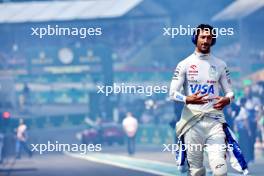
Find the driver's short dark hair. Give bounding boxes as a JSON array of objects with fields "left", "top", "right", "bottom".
[
  {"left": 196, "top": 24, "right": 216, "bottom": 38},
  {"left": 192, "top": 24, "right": 216, "bottom": 45}
]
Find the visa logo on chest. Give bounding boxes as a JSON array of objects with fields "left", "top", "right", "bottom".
[{"left": 190, "top": 84, "right": 214, "bottom": 94}]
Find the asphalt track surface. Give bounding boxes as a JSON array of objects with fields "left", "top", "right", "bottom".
[
  {"left": 0, "top": 154, "right": 158, "bottom": 176},
  {"left": 0, "top": 145, "right": 263, "bottom": 176}
]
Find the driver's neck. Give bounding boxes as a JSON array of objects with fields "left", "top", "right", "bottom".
[{"left": 194, "top": 48, "right": 210, "bottom": 59}]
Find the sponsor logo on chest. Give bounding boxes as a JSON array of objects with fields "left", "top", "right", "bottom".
[
  {"left": 208, "top": 65, "right": 218, "bottom": 79},
  {"left": 190, "top": 84, "right": 215, "bottom": 94},
  {"left": 188, "top": 64, "right": 198, "bottom": 75}
]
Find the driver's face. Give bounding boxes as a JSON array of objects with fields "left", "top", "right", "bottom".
[{"left": 196, "top": 29, "right": 213, "bottom": 54}]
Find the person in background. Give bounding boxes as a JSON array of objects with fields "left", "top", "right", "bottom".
[
  {"left": 16, "top": 119, "right": 32, "bottom": 159},
  {"left": 234, "top": 98, "right": 251, "bottom": 163},
  {"left": 224, "top": 102, "right": 240, "bottom": 130},
  {"left": 224, "top": 106, "right": 234, "bottom": 130},
  {"left": 256, "top": 106, "right": 264, "bottom": 147},
  {"left": 247, "top": 104, "right": 257, "bottom": 163},
  {"left": 0, "top": 132, "right": 4, "bottom": 163},
  {"left": 259, "top": 106, "right": 264, "bottom": 146},
  {"left": 122, "top": 112, "right": 138, "bottom": 155},
  {"left": 244, "top": 88, "right": 258, "bottom": 163}
]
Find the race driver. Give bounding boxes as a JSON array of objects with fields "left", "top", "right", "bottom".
[{"left": 169, "top": 24, "right": 235, "bottom": 176}]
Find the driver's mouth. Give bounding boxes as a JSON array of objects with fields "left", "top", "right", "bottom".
[{"left": 202, "top": 43, "right": 209, "bottom": 47}]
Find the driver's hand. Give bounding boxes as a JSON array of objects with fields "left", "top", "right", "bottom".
[
  {"left": 186, "top": 91, "right": 209, "bottom": 104},
  {"left": 213, "top": 96, "right": 230, "bottom": 110}
]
